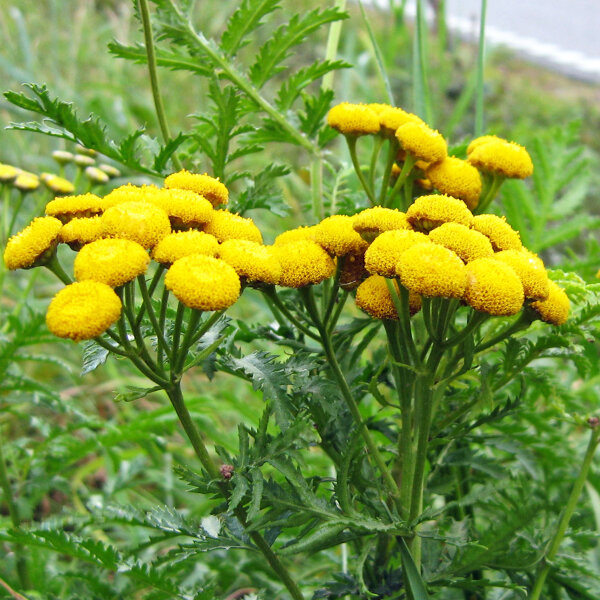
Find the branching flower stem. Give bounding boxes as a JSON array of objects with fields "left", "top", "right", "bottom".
[{"left": 346, "top": 136, "right": 378, "bottom": 206}]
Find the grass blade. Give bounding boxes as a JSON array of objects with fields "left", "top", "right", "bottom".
[
  {"left": 413, "top": 0, "right": 432, "bottom": 124},
  {"left": 399, "top": 537, "right": 430, "bottom": 599},
  {"left": 475, "top": 0, "right": 488, "bottom": 135}
]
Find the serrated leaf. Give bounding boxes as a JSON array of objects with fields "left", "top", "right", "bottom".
[
  {"left": 114, "top": 385, "right": 162, "bottom": 403},
  {"left": 229, "top": 163, "right": 290, "bottom": 216},
  {"left": 152, "top": 132, "right": 188, "bottom": 173},
  {"left": 399, "top": 538, "right": 430, "bottom": 599},
  {"left": 81, "top": 341, "right": 110, "bottom": 375}
]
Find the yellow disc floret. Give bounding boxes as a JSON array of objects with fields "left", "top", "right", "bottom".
[
  {"left": 406, "top": 194, "right": 474, "bottom": 232},
  {"left": 274, "top": 226, "right": 318, "bottom": 246},
  {"left": 101, "top": 201, "right": 171, "bottom": 248},
  {"left": 464, "top": 258, "right": 524, "bottom": 316},
  {"left": 530, "top": 280, "right": 570, "bottom": 326},
  {"left": 0, "top": 164, "right": 18, "bottom": 183},
  {"left": 74, "top": 238, "right": 150, "bottom": 288},
  {"left": 426, "top": 157, "right": 482, "bottom": 210},
  {"left": 13, "top": 173, "right": 39, "bottom": 192},
  {"left": 365, "top": 230, "right": 430, "bottom": 277},
  {"left": 165, "top": 254, "right": 240, "bottom": 311},
  {"left": 164, "top": 170, "right": 229, "bottom": 207},
  {"left": 218, "top": 240, "right": 282, "bottom": 284},
  {"left": 353, "top": 207, "right": 410, "bottom": 235},
  {"left": 493, "top": 249, "right": 549, "bottom": 300},
  {"left": 100, "top": 184, "right": 160, "bottom": 210},
  {"left": 314, "top": 215, "right": 369, "bottom": 257},
  {"left": 273, "top": 240, "right": 336, "bottom": 288},
  {"left": 472, "top": 214, "right": 522, "bottom": 252},
  {"left": 59, "top": 216, "right": 105, "bottom": 250},
  {"left": 147, "top": 188, "right": 214, "bottom": 229},
  {"left": 466, "top": 135, "right": 504, "bottom": 155},
  {"left": 395, "top": 121, "right": 447, "bottom": 163},
  {"left": 41, "top": 173, "right": 75, "bottom": 196},
  {"left": 468, "top": 139, "right": 534, "bottom": 179},
  {"left": 378, "top": 107, "right": 423, "bottom": 135},
  {"left": 4, "top": 217, "right": 63, "bottom": 270},
  {"left": 151, "top": 230, "right": 219, "bottom": 264},
  {"left": 397, "top": 243, "right": 467, "bottom": 298},
  {"left": 203, "top": 210, "right": 262, "bottom": 244},
  {"left": 356, "top": 275, "right": 421, "bottom": 320},
  {"left": 327, "top": 103, "right": 380, "bottom": 136},
  {"left": 46, "top": 193, "right": 103, "bottom": 222},
  {"left": 428, "top": 222, "right": 493, "bottom": 263},
  {"left": 46, "top": 281, "right": 122, "bottom": 342}
]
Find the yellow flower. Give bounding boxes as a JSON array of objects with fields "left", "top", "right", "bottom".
[
  {"left": 327, "top": 103, "right": 380, "bottom": 136},
  {"left": 356, "top": 275, "right": 421, "bottom": 320},
  {"left": 493, "top": 249, "right": 549, "bottom": 300},
  {"left": 46, "top": 193, "right": 103, "bottom": 222},
  {"left": 52, "top": 151, "right": 74, "bottom": 165},
  {"left": 395, "top": 121, "right": 447, "bottom": 163},
  {"left": 100, "top": 184, "right": 160, "bottom": 210},
  {"left": 468, "top": 139, "right": 533, "bottom": 179},
  {"left": 13, "top": 173, "right": 40, "bottom": 192},
  {"left": 85, "top": 166, "right": 110, "bottom": 184},
  {"left": 164, "top": 170, "right": 229, "bottom": 207},
  {"left": 59, "top": 216, "right": 105, "bottom": 250},
  {"left": 147, "top": 188, "right": 213, "bottom": 229},
  {"left": 74, "top": 238, "right": 150, "bottom": 288},
  {"left": 74, "top": 154, "right": 95, "bottom": 167},
  {"left": 75, "top": 144, "right": 97, "bottom": 157},
  {"left": 272, "top": 240, "right": 336, "bottom": 288},
  {"left": 46, "top": 281, "right": 122, "bottom": 342},
  {"left": 472, "top": 214, "right": 522, "bottom": 252},
  {"left": 0, "top": 164, "right": 18, "bottom": 183},
  {"left": 4, "top": 217, "right": 63, "bottom": 270},
  {"left": 314, "top": 215, "right": 369, "bottom": 256},
  {"left": 397, "top": 243, "right": 467, "bottom": 298},
  {"left": 352, "top": 207, "right": 410, "bottom": 236},
  {"left": 365, "top": 229, "right": 430, "bottom": 277},
  {"left": 203, "top": 210, "right": 262, "bottom": 244},
  {"left": 151, "top": 230, "right": 219, "bottom": 264},
  {"left": 466, "top": 135, "right": 504, "bottom": 155},
  {"left": 426, "top": 157, "right": 482, "bottom": 210},
  {"left": 406, "top": 194, "right": 474, "bottom": 232},
  {"left": 428, "top": 222, "right": 493, "bottom": 263},
  {"left": 101, "top": 201, "right": 171, "bottom": 248},
  {"left": 218, "top": 240, "right": 282, "bottom": 285},
  {"left": 530, "top": 280, "right": 569, "bottom": 326},
  {"left": 165, "top": 254, "right": 241, "bottom": 311},
  {"left": 41, "top": 173, "right": 75, "bottom": 196},
  {"left": 98, "top": 164, "right": 121, "bottom": 178},
  {"left": 273, "top": 226, "right": 318, "bottom": 246},
  {"left": 378, "top": 107, "right": 423, "bottom": 135},
  {"left": 367, "top": 103, "right": 391, "bottom": 114}
]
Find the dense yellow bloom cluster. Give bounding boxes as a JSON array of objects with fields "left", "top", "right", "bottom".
[
  {"left": 274, "top": 226, "right": 318, "bottom": 246},
  {"left": 365, "top": 230, "right": 430, "bottom": 277},
  {"left": 327, "top": 103, "right": 381, "bottom": 136},
  {"left": 46, "top": 194, "right": 103, "bottom": 222},
  {"left": 472, "top": 214, "right": 522, "bottom": 251},
  {"left": 426, "top": 157, "right": 482, "bottom": 210},
  {"left": 273, "top": 241, "right": 336, "bottom": 288},
  {"left": 468, "top": 139, "right": 534, "bottom": 179},
  {"left": 101, "top": 201, "right": 171, "bottom": 248},
  {"left": 146, "top": 188, "right": 214, "bottom": 229},
  {"left": 218, "top": 240, "right": 282, "bottom": 285},
  {"left": 314, "top": 215, "right": 368, "bottom": 256},
  {"left": 4, "top": 217, "right": 62, "bottom": 270},
  {"left": 203, "top": 210, "right": 263, "bottom": 244},
  {"left": 378, "top": 107, "right": 422, "bottom": 134},
  {"left": 428, "top": 223, "right": 493, "bottom": 263},
  {"left": 396, "top": 121, "right": 447, "bottom": 163},
  {"left": 407, "top": 194, "right": 474, "bottom": 232},
  {"left": 530, "top": 280, "right": 570, "bottom": 326},
  {"left": 493, "top": 249, "right": 549, "bottom": 300},
  {"left": 353, "top": 207, "right": 409, "bottom": 235},
  {"left": 164, "top": 170, "right": 229, "bottom": 207},
  {"left": 58, "top": 216, "right": 105, "bottom": 250},
  {"left": 152, "top": 230, "right": 219, "bottom": 264}
]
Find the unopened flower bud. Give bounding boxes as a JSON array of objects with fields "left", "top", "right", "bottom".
[
  {"left": 0, "top": 163, "right": 18, "bottom": 183},
  {"left": 85, "top": 166, "right": 109, "bottom": 184},
  {"left": 41, "top": 173, "right": 75, "bottom": 196},
  {"left": 98, "top": 164, "right": 121, "bottom": 178},
  {"left": 74, "top": 154, "right": 95, "bottom": 167},
  {"left": 52, "top": 150, "right": 74, "bottom": 165},
  {"left": 588, "top": 416, "right": 599, "bottom": 428},
  {"left": 75, "top": 144, "right": 97, "bottom": 157},
  {"left": 220, "top": 464, "right": 234, "bottom": 480},
  {"left": 13, "top": 173, "right": 40, "bottom": 193}
]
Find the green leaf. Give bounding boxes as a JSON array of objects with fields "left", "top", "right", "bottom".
[
  {"left": 399, "top": 537, "right": 430, "bottom": 599},
  {"left": 152, "top": 132, "right": 188, "bottom": 173},
  {"left": 113, "top": 385, "right": 162, "bottom": 403},
  {"left": 81, "top": 340, "right": 110, "bottom": 376},
  {"left": 229, "top": 163, "right": 290, "bottom": 216}
]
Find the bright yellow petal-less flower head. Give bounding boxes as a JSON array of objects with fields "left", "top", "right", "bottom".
[
  {"left": 356, "top": 275, "right": 421, "bottom": 320},
  {"left": 472, "top": 214, "right": 522, "bottom": 252},
  {"left": 406, "top": 194, "right": 474, "bottom": 232},
  {"left": 100, "top": 184, "right": 159, "bottom": 210},
  {"left": 314, "top": 215, "right": 369, "bottom": 257},
  {"left": 352, "top": 207, "right": 410, "bottom": 236},
  {"left": 164, "top": 170, "right": 229, "bottom": 207},
  {"left": 327, "top": 103, "right": 380, "bottom": 136},
  {"left": 85, "top": 166, "right": 110, "bottom": 184},
  {"left": 0, "top": 164, "right": 18, "bottom": 183},
  {"left": 203, "top": 210, "right": 262, "bottom": 244},
  {"left": 74, "top": 238, "right": 150, "bottom": 288},
  {"left": 468, "top": 139, "right": 533, "bottom": 179},
  {"left": 218, "top": 240, "right": 282, "bottom": 285},
  {"left": 273, "top": 226, "right": 318, "bottom": 246},
  {"left": 493, "top": 249, "right": 549, "bottom": 301},
  {"left": 13, "top": 173, "right": 40, "bottom": 193},
  {"left": 366, "top": 103, "right": 391, "bottom": 114},
  {"left": 428, "top": 222, "right": 493, "bottom": 263},
  {"left": 273, "top": 240, "right": 336, "bottom": 288},
  {"left": 426, "top": 157, "right": 482, "bottom": 210},
  {"left": 41, "top": 173, "right": 75, "bottom": 196},
  {"left": 397, "top": 243, "right": 467, "bottom": 298},
  {"left": 464, "top": 258, "right": 524, "bottom": 316},
  {"left": 46, "top": 281, "right": 122, "bottom": 342},
  {"left": 46, "top": 193, "right": 103, "bottom": 222},
  {"left": 466, "top": 135, "right": 505, "bottom": 155},
  {"left": 59, "top": 216, "right": 105, "bottom": 250},
  {"left": 378, "top": 106, "right": 423, "bottom": 135},
  {"left": 4, "top": 217, "right": 63, "bottom": 270},
  {"left": 147, "top": 188, "right": 214, "bottom": 229},
  {"left": 101, "top": 201, "right": 171, "bottom": 248},
  {"left": 365, "top": 229, "right": 430, "bottom": 277},
  {"left": 151, "top": 230, "right": 220, "bottom": 265},
  {"left": 395, "top": 121, "right": 447, "bottom": 163},
  {"left": 165, "top": 254, "right": 241, "bottom": 311},
  {"left": 530, "top": 280, "right": 570, "bottom": 326}
]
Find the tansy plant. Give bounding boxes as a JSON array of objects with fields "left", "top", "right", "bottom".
[{"left": 2, "top": 1, "right": 600, "bottom": 599}]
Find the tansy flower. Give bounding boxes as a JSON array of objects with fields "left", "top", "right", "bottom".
[
  {"left": 74, "top": 238, "right": 150, "bottom": 288},
  {"left": 51, "top": 151, "right": 74, "bottom": 165},
  {"left": 395, "top": 121, "right": 447, "bottom": 163},
  {"left": 428, "top": 222, "right": 493, "bottom": 263},
  {"left": 367, "top": 103, "right": 391, "bottom": 114},
  {"left": 98, "top": 164, "right": 121, "bottom": 178},
  {"left": 4, "top": 217, "right": 63, "bottom": 270},
  {"left": 340, "top": 253, "right": 367, "bottom": 290},
  {"left": 464, "top": 258, "right": 524, "bottom": 316},
  {"left": 327, "top": 103, "right": 380, "bottom": 136},
  {"left": 85, "top": 166, "right": 110, "bottom": 184},
  {"left": 59, "top": 216, "right": 105, "bottom": 250},
  {"left": 46, "top": 193, "right": 103, "bottom": 222},
  {"left": 0, "top": 164, "right": 19, "bottom": 183},
  {"left": 46, "top": 281, "right": 122, "bottom": 342},
  {"left": 356, "top": 275, "right": 421, "bottom": 320},
  {"left": 101, "top": 201, "right": 171, "bottom": 248},
  {"left": 530, "top": 280, "right": 569, "bottom": 325},
  {"left": 406, "top": 194, "right": 474, "bottom": 232},
  {"left": 152, "top": 230, "right": 219, "bottom": 264},
  {"left": 13, "top": 173, "right": 40, "bottom": 192},
  {"left": 397, "top": 243, "right": 467, "bottom": 298},
  {"left": 272, "top": 240, "right": 335, "bottom": 288},
  {"left": 378, "top": 106, "right": 422, "bottom": 135},
  {"left": 41, "top": 173, "right": 75, "bottom": 196},
  {"left": 218, "top": 240, "right": 282, "bottom": 285},
  {"left": 164, "top": 170, "right": 229, "bottom": 207},
  {"left": 203, "top": 210, "right": 262, "bottom": 244},
  {"left": 146, "top": 188, "right": 213, "bottom": 230},
  {"left": 352, "top": 207, "right": 410, "bottom": 236},
  {"left": 100, "top": 184, "right": 160, "bottom": 210},
  {"left": 365, "top": 229, "right": 430, "bottom": 277},
  {"left": 426, "top": 157, "right": 482, "bottom": 210},
  {"left": 493, "top": 249, "right": 549, "bottom": 300},
  {"left": 468, "top": 139, "right": 533, "bottom": 179},
  {"left": 74, "top": 154, "right": 95, "bottom": 167},
  {"left": 314, "top": 215, "right": 369, "bottom": 256},
  {"left": 75, "top": 144, "right": 97, "bottom": 157},
  {"left": 274, "top": 226, "right": 318, "bottom": 246},
  {"left": 472, "top": 214, "right": 522, "bottom": 252},
  {"left": 466, "top": 135, "right": 504, "bottom": 155},
  {"left": 165, "top": 254, "right": 240, "bottom": 311}
]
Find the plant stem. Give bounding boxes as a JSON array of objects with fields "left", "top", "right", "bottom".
[
  {"left": 530, "top": 426, "right": 600, "bottom": 600},
  {"left": 263, "top": 288, "right": 320, "bottom": 341},
  {"left": 386, "top": 155, "right": 415, "bottom": 208},
  {"left": 137, "top": 274, "right": 170, "bottom": 359},
  {"left": 346, "top": 136, "right": 377, "bottom": 206},
  {"left": 138, "top": 0, "right": 183, "bottom": 170},
  {"left": 474, "top": 173, "right": 504, "bottom": 214},
  {"left": 475, "top": 0, "right": 488, "bottom": 137},
  {"left": 321, "top": 0, "right": 347, "bottom": 91},
  {"left": 44, "top": 254, "right": 72, "bottom": 285},
  {"left": 378, "top": 138, "right": 399, "bottom": 205},
  {"left": 311, "top": 157, "right": 324, "bottom": 222}
]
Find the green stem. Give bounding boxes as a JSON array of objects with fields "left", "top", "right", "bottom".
[
  {"left": 311, "top": 157, "right": 324, "bottom": 222},
  {"left": 385, "top": 279, "right": 419, "bottom": 367},
  {"left": 44, "top": 254, "right": 72, "bottom": 285},
  {"left": 326, "top": 290, "right": 348, "bottom": 334},
  {"left": 321, "top": 0, "right": 347, "bottom": 91},
  {"left": 173, "top": 308, "right": 202, "bottom": 376},
  {"left": 475, "top": 310, "right": 533, "bottom": 353},
  {"left": 530, "top": 426, "right": 600, "bottom": 600},
  {"left": 171, "top": 302, "right": 185, "bottom": 365},
  {"left": 189, "top": 309, "right": 227, "bottom": 346},
  {"left": 138, "top": 0, "right": 183, "bottom": 170},
  {"left": 475, "top": 0, "right": 487, "bottom": 137},
  {"left": 263, "top": 288, "right": 320, "bottom": 341},
  {"left": 474, "top": 173, "right": 504, "bottom": 214},
  {"left": 369, "top": 136, "right": 385, "bottom": 192},
  {"left": 442, "top": 311, "right": 488, "bottom": 348},
  {"left": 386, "top": 155, "right": 415, "bottom": 208},
  {"left": 323, "top": 258, "right": 344, "bottom": 326},
  {"left": 346, "top": 136, "right": 377, "bottom": 206},
  {"left": 157, "top": 286, "right": 170, "bottom": 367},
  {"left": 7, "top": 192, "right": 25, "bottom": 238},
  {"left": 378, "top": 138, "right": 399, "bottom": 205},
  {"left": 137, "top": 274, "right": 170, "bottom": 360},
  {"left": 135, "top": 264, "right": 166, "bottom": 327}
]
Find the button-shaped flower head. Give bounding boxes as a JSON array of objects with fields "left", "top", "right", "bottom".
[
  {"left": 151, "top": 230, "right": 219, "bottom": 265},
  {"left": 472, "top": 214, "right": 522, "bottom": 252},
  {"left": 426, "top": 157, "right": 482, "bottom": 210},
  {"left": 101, "top": 201, "right": 171, "bottom": 248},
  {"left": 164, "top": 170, "right": 229, "bottom": 207},
  {"left": 314, "top": 215, "right": 369, "bottom": 257},
  {"left": 530, "top": 280, "right": 570, "bottom": 325},
  {"left": 396, "top": 121, "right": 447, "bottom": 163},
  {"left": 327, "top": 103, "right": 380, "bottom": 136},
  {"left": 365, "top": 229, "right": 430, "bottom": 277},
  {"left": 4, "top": 217, "right": 62, "bottom": 270},
  {"left": 428, "top": 222, "right": 493, "bottom": 263},
  {"left": 218, "top": 240, "right": 282, "bottom": 285},
  {"left": 406, "top": 194, "right": 474, "bottom": 232},
  {"left": 356, "top": 275, "right": 421, "bottom": 320},
  {"left": 273, "top": 240, "right": 336, "bottom": 288},
  {"left": 203, "top": 210, "right": 263, "bottom": 244}
]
